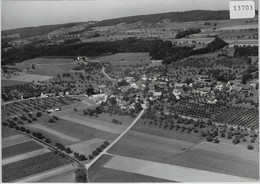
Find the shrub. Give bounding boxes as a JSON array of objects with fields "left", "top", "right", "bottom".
[{"left": 247, "top": 144, "right": 254, "bottom": 150}]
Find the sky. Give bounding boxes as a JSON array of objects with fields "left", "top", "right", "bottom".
[{"left": 1, "top": 0, "right": 258, "bottom": 30}]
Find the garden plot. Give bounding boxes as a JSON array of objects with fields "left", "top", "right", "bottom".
[
  {"left": 60, "top": 114, "right": 125, "bottom": 134},
  {"left": 69, "top": 138, "right": 105, "bottom": 156},
  {"left": 8, "top": 73, "right": 53, "bottom": 82},
  {"left": 2, "top": 148, "right": 50, "bottom": 166},
  {"left": 2, "top": 134, "right": 31, "bottom": 148},
  {"left": 104, "top": 154, "right": 255, "bottom": 182}
]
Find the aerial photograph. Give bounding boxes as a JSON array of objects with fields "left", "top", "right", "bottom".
[{"left": 1, "top": 0, "right": 259, "bottom": 182}]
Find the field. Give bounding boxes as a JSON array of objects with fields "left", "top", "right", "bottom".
[
  {"left": 89, "top": 154, "right": 170, "bottom": 182},
  {"left": 8, "top": 73, "right": 53, "bottom": 82},
  {"left": 108, "top": 130, "right": 259, "bottom": 179},
  {"left": 2, "top": 148, "right": 51, "bottom": 166},
  {"left": 28, "top": 63, "right": 77, "bottom": 76},
  {"left": 108, "top": 130, "right": 195, "bottom": 160},
  {"left": 60, "top": 113, "right": 131, "bottom": 134},
  {"left": 2, "top": 152, "right": 69, "bottom": 182},
  {"left": 2, "top": 128, "right": 20, "bottom": 138},
  {"left": 20, "top": 57, "right": 75, "bottom": 65},
  {"left": 1, "top": 79, "right": 29, "bottom": 87},
  {"left": 17, "top": 164, "right": 77, "bottom": 183},
  {"left": 132, "top": 117, "right": 202, "bottom": 143},
  {"left": 2, "top": 141, "right": 43, "bottom": 159},
  {"left": 69, "top": 138, "right": 105, "bottom": 156},
  {"left": 2, "top": 134, "right": 31, "bottom": 148},
  {"left": 97, "top": 52, "right": 151, "bottom": 65},
  {"left": 104, "top": 154, "right": 254, "bottom": 182},
  {"left": 24, "top": 117, "right": 118, "bottom": 146}
]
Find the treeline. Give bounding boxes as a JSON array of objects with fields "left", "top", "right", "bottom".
[
  {"left": 2, "top": 37, "right": 227, "bottom": 66},
  {"left": 175, "top": 28, "right": 201, "bottom": 39},
  {"left": 234, "top": 45, "right": 258, "bottom": 57},
  {"left": 2, "top": 38, "right": 173, "bottom": 65},
  {"left": 163, "top": 37, "right": 228, "bottom": 64}
]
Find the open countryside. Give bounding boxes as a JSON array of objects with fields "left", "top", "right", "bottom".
[{"left": 1, "top": 3, "right": 259, "bottom": 183}]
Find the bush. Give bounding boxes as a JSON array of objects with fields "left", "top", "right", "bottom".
[{"left": 247, "top": 144, "right": 254, "bottom": 150}]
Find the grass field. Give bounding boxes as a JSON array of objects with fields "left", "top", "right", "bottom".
[
  {"left": 132, "top": 118, "right": 202, "bottom": 143},
  {"left": 108, "top": 130, "right": 194, "bottom": 160},
  {"left": 1, "top": 80, "right": 29, "bottom": 87},
  {"left": 2, "top": 141, "right": 43, "bottom": 159},
  {"left": 104, "top": 154, "right": 254, "bottom": 182},
  {"left": 69, "top": 138, "right": 105, "bottom": 156},
  {"left": 108, "top": 131, "right": 258, "bottom": 179},
  {"left": 28, "top": 64, "right": 77, "bottom": 76},
  {"left": 8, "top": 74, "right": 53, "bottom": 82},
  {"left": 91, "top": 167, "right": 172, "bottom": 182},
  {"left": 2, "top": 152, "right": 69, "bottom": 182},
  {"left": 88, "top": 154, "right": 170, "bottom": 182},
  {"left": 21, "top": 58, "right": 74, "bottom": 65},
  {"left": 60, "top": 113, "right": 129, "bottom": 134},
  {"left": 97, "top": 52, "right": 151, "bottom": 65}
]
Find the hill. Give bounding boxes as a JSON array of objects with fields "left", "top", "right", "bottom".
[
  {"left": 92, "top": 10, "right": 230, "bottom": 27},
  {"left": 2, "top": 10, "right": 230, "bottom": 39}
]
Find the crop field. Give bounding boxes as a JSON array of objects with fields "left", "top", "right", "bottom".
[
  {"left": 217, "top": 24, "right": 258, "bottom": 31},
  {"left": 2, "top": 134, "right": 30, "bottom": 148},
  {"left": 1, "top": 79, "right": 29, "bottom": 87},
  {"left": 97, "top": 52, "right": 151, "bottom": 64},
  {"left": 89, "top": 154, "right": 170, "bottom": 182},
  {"left": 2, "top": 152, "right": 69, "bottom": 182},
  {"left": 2, "top": 148, "right": 51, "bottom": 166},
  {"left": 103, "top": 154, "right": 255, "bottom": 182},
  {"left": 2, "top": 128, "right": 20, "bottom": 138},
  {"left": 25, "top": 117, "right": 117, "bottom": 145},
  {"left": 91, "top": 167, "right": 172, "bottom": 182},
  {"left": 8, "top": 73, "right": 53, "bottom": 82},
  {"left": 26, "top": 123, "right": 80, "bottom": 145},
  {"left": 2, "top": 141, "right": 43, "bottom": 159},
  {"left": 37, "top": 165, "right": 77, "bottom": 183}
]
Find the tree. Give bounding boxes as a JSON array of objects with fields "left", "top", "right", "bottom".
[
  {"left": 75, "top": 168, "right": 87, "bottom": 182},
  {"left": 247, "top": 144, "right": 254, "bottom": 150}
]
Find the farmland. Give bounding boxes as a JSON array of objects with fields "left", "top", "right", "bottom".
[
  {"left": 107, "top": 131, "right": 259, "bottom": 180},
  {"left": 2, "top": 152, "right": 70, "bottom": 182},
  {"left": 1, "top": 8, "right": 259, "bottom": 183},
  {"left": 2, "top": 141, "right": 43, "bottom": 158}
]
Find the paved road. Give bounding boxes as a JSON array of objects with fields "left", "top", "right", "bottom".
[
  {"left": 101, "top": 66, "right": 117, "bottom": 81},
  {"left": 85, "top": 108, "right": 145, "bottom": 181}
]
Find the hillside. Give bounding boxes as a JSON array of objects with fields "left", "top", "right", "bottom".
[{"left": 2, "top": 10, "right": 230, "bottom": 39}]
